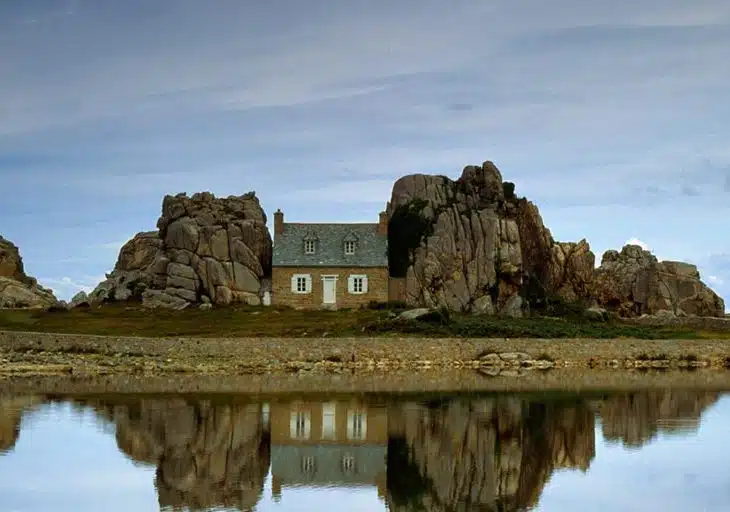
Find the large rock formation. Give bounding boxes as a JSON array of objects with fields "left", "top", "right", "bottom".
[
  {"left": 0, "top": 235, "right": 57, "bottom": 308},
  {"left": 87, "top": 398, "right": 269, "bottom": 510},
  {"left": 89, "top": 191, "right": 272, "bottom": 309},
  {"left": 386, "top": 161, "right": 724, "bottom": 318},
  {"left": 592, "top": 244, "right": 725, "bottom": 317},
  {"left": 386, "top": 397, "right": 595, "bottom": 511},
  {"left": 386, "top": 162, "right": 595, "bottom": 315}
]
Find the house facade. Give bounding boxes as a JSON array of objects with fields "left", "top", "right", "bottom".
[{"left": 270, "top": 209, "right": 389, "bottom": 309}]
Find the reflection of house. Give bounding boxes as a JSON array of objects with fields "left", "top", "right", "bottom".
[{"left": 269, "top": 401, "right": 388, "bottom": 499}]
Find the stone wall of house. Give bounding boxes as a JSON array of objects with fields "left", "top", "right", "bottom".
[{"left": 271, "top": 266, "right": 388, "bottom": 309}]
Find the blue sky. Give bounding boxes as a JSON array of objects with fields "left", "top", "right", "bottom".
[{"left": 1, "top": 0, "right": 729, "bottom": 303}]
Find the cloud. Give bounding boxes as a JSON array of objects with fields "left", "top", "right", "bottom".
[
  {"left": 94, "top": 241, "right": 130, "bottom": 251},
  {"left": 39, "top": 276, "right": 104, "bottom": 301},
  {"left": 624, "top": 238, "right": 651, "bottom": 252},
  {"left": 0, "top": 0, "right": 729, "bottom": 308},
  {"left": 706, "top": 275, "right": 724, "bottom": 286}
]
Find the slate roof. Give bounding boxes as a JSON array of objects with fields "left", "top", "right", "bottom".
[{"left": 272, "top": 223, "right": 388, "bottom": 267}]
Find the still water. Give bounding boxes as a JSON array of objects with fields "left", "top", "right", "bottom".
[{"left": 1, "top": 390, "right": 730, "bottom": 511}]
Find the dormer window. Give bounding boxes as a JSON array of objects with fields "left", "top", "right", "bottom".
[
  {"left": 343, "top": 232, "right": 358, "bottom": 256},
  {"left": 303, "top": 231, "right": 318, "bottom": 254}
]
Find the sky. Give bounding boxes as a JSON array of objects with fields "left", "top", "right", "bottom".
[{"left": 1, "top": 0, "right": 729, "bottom": 304}]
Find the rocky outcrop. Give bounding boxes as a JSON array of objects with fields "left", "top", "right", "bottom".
[
  {"left": 386, "top": 397, "right": 595, "bottom": 511},
  {"left": 0, "top": 236, "right": 57, "bottom": 308},
  {"left": 88, "top": 192, "right": 272, "bottom": 309},
  {"left": 514, "top": 199, "right": 595, "bottom": 308},
  {"left": 385, "top": 161, "right": 724, "bottom": 318},
  {"left": 386, "top": 162, "right": 595, "bottom": 315},
  {"left": 599, "top": 390, "right": 719, "bottom": 447},
  {"left": 89, "top": 398, "right": 269, "bottom": 510},
  {"left": 592, "top": 244, "right": 725, "bottom": 317}
]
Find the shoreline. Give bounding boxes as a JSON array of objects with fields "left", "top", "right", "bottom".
[
  {"left": 2, "top": 330, "right": 730, "bottom": 381},
  {"left": 4, "top": 369, "right": 730, "bottom": 395}
]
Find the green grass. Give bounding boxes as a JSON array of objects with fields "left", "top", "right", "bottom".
[
  {"left": 361, "top": 313, "right": 729, "bottom": 339},
  {"left": 1, "top": 302, "right": 728, "bottom": 339}
]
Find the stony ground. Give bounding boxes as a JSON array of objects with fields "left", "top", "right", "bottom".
[{"left": 2, "top": 330, "right": 730, "bottom": 378}]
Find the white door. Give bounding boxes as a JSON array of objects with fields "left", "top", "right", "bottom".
[{"left": 322, "top": 277, "right": 337, "bottom": 304}]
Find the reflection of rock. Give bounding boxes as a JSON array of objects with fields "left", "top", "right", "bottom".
[
  {"left": 0, "top": 396, "right": 42, "bottom": 454},
  {"left": 91, "top": 399, "right": 269, "bottom": 511},
  {"left": 386, "top": 398, "right": 595, "bottom": 511},
  {"left": 599, "top": 390, "right": 719, "bottom": 447},
  {"left": 0, "top": 406, "right": 22, "bottom": 454}
]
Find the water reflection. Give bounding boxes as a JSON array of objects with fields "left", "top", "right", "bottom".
[{"left": 0, "top": 390, "right": 725, "bottom": 511}]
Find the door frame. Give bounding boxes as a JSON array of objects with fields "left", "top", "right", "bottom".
[{"left": 321, "top": 275, "right": 338, "bottom": 305}]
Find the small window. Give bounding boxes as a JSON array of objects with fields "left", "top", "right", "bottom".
[
  {"left": 301, "top": 455, "right": 316, "bottom": 474},
  {"left": 348, "top": 275, "right": 368, "bottom": 294},
  {"left": 353, "top": 277, "right": 363, "bottom": 293},
  {"left": 344, "top": 240, "right": 356, "bottom": 255},
  {"left": 291, "top": 411, "right": 311, "bottom": 440},
  {"left": 296, "top": 276, "right": 307, "bottom": 293},
  {"left": 348, "top": 411, "right": 366, "bottom": 440},
  {"left": 304, "top": 240, "right": 316, "bottom": 254},
  {"left": 342, "top": 453, "right": 356, "bottom": 474},
  {"left": 291, "top": 274, "right": 311, "bottom": 294}
]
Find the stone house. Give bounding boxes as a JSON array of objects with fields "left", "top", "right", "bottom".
[{"left": 270, "top": 209, "right": 389, "bottom": 309}]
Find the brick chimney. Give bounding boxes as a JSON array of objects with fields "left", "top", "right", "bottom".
[
  {"left": 274, "top": 209, "right": 284, "bottom": 238},
  {"left": 377, "top": 210, "right": 388, "bottom": 236}
]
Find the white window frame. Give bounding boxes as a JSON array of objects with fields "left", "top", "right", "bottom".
[
  {"left": 348, "top": 274, "right": 368, "bottom": 294},
  {"left": 301, "top": 455, "right": 316, "bottom": 475},
  {"left": 291, "top": 274, "right": 312, "bottom": 294},
  {"left": 342, "top": 453, "right": 356, "bottom": 474},
  {"left": 290, "top": 410, "right": 312, "bottom": 440},
  {"left": 347, "top": 410, "right": 367, "bottom": 441},
  {"left": 344, "top": 240, "right": 356, "bottom": 255},
  {"left": 304, "top": 239, "right": 316, "bottom": 254}
]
